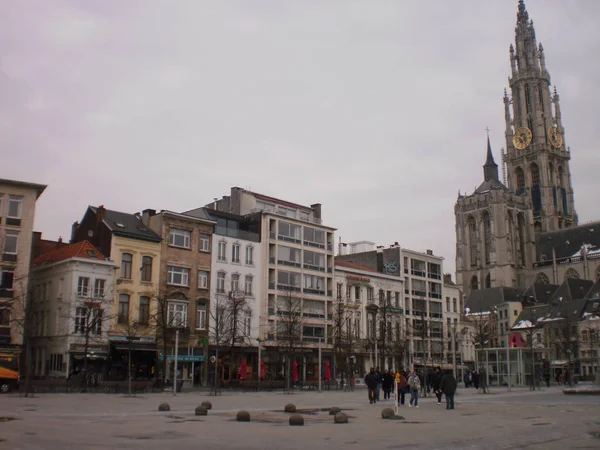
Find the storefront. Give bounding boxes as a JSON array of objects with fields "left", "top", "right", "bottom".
[
  {"left": 107, "top": 336, "right": 157, "bottom": 381},
  {"left": 68, "top": 343, "right": 109, "bottom": 378},
  {"left": 159, "top": 350, "right": 205, "bottom": 386}
]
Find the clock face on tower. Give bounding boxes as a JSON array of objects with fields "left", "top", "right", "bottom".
[
  {"left": 548, "top": 126, "right": 563, "bottom": 148},
  {"left": 513, "top": 127, "right": 533, "bottom": 150}
]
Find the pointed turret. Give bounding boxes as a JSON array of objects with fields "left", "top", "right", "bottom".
[{"left": 483, "top": 135, "right": 499, "bottom": 182}]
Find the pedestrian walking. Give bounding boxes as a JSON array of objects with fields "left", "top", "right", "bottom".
[
  {"left": 375, "top": 367, "right": 382, "bottom": 401},
  {"left": 440, "top": 370, "right": 457, "bottom": 410},
  {"left": 382, "top": 369, "right": 394, "bottom": 400},
  {"left": 432, "top": 367, "right": 443, "bottom": 405},
  {"left": 364, "top": 368, "right": 378, "bottom": 404},
  {"left": 408, "top": 370, "right": 421, "bottom": 408},
  {"left": 397, "top": 370, "right": 408, "bottom": 406}
]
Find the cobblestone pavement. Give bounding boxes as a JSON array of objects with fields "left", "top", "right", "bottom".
[{"left": 1, "top": 386, "right": 599, "bottom": 449}]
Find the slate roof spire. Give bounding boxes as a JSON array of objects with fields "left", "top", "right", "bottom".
[{"left": 483, "top": 134, "right": 499, "bottom": 182}]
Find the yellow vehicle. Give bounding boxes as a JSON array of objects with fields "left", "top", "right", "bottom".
[{"left": 0, "top": 352, "right": 20, "bottom": 393}]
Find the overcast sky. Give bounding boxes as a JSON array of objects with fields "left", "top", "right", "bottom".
[{"left": 2, "top": 0, "right": 599, "bottom": 277}]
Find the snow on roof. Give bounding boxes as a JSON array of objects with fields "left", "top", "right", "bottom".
[
  {"left": 512, "top": 320, "right": 533, "bottom": 330},
  {"left": 571, "top": 243, "right": 600, "bottom": 258}
]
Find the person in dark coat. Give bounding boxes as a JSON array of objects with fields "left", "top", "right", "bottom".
[
  {"left": 432, "top": 367, "right": 443, "bottom": 405},
  {"left": 382, "top": 369, "right": 394, "bottom": 400},
  {"left": 364, "top": 368, "right": 378, "bottom": 404},
  {"left": 440, "top": 370, "right": 457, "bottom": 410}
]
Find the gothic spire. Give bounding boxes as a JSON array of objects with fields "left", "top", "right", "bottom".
[{"left": 483, "top": 134, "right": 499, "bottom": 182}]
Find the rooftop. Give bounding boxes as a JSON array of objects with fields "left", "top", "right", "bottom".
[
  {"left": 32, "top": 241, "right": 107, "bottom": 268},
  {"left": 91, "top": 206, "right": 161, "bottom": 243},
  {"left": 0, "top": 178, "right": 47, "bottom": 198},
  {"left": 335, "top": 260, "right": 378, "bottom": 273}
]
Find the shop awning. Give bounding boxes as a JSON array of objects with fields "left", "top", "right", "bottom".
[
  {"left": 113, "top": 343, "right": 158, "bottom": 352},
  {"left": 71, "top": 352, "right": 108, "bottom": 359}
]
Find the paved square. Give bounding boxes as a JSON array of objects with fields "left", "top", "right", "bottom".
[{"left": 1, "top": 387, "right": 599, "bottom": 449}]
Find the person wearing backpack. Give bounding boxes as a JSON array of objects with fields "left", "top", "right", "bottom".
[{"left": 407, "top": 370, "right": 421, "bottom": 408}]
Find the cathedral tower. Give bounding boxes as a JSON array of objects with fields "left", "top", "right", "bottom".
[{"left": 503, "top": 0, "right": 577, "bottom": 233}]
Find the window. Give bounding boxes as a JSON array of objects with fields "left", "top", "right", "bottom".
[
  {"left": 355, "top": 286, "right": 361, "bottom": 300},
  {"left": 141, "top": 256, "right": 153, "bottom": 282},
  {"left": 336, "top": 283, "right": 343, "bottom": 299},
  {"left": 77, "top": 277, "right": 90, "bottom": 296},
  {"left": 199, "top": 234, "right": 210, "bottom": 252},
  {"left": 218, "top": 241, "right": 227, "bottom": 261},
  {"left": 0, "top": 307, "right": 10, "bottom": 326},
  {"left": 231, "top": 273, "right": 240, "bottom": 292},
  {"left": 277, "top": 245, "right": 301, "bottom": 267},
  {"left": 197, "top": 270, "right": 209, "bottom": 289},
  {"left": 7, "top": 195, "right": 23, "bottom": 219},
  {"left": 217, "top": 272, "right": 226, "bottom": 293},
  {"left": 446, "top": 297, "right": 450, "bottom": 312},
  {"left": 514, "top": 310, "right": 518, "bottom": 316},
  {"left": 303, "top": 274, "right": 325, "bottom": 293},
  {"left": 245, "top": 246, "right": 254, "bottom": 265},
  {"left": 168, "top": 302, "right": 187, "bottom": 327},
  {"left": 74, "top": 307, "right": 87, "bottom": 333},
  {"left": 94, "top": 279, "right": 105, "bottom": 298},
  {"left": 169, "top": 228, "right": 191, "bottom": 248},
  {"left": 453, "top": 298, "right": 457, "bottom": 313},
  {"left": 232, "top": 244, "right": 241, "bottom": 263},
  {"left": 196, "top": 303, "right": 206, "bottom": 330},
  {"left": 245, "top": 275, "right": 253, "bottom": 296},
  {"left": 167, "top": 266, "right": 190, "bottom": 286},
  {"left": 277, "top": 270, "right": 301, "bottom": 289},
  {"left": 303, "top": 250, "right": 325, "bottom": 270},
  {"left": 3, "top": 230, "right": 18, "bottom": 254},
  {"left": 139, "top": 296, "right": 150, "bottom": 325},
  {"left": 302, "top": 325, "right": 325, "bottom": 342},
  {"left": 117, "top": 294, "right": 130, "bottom": 324},
  {"left": 303, "top": 227, "right": 325, "bottom": 247},
  {"left": 0, "top": 267, "right": 14, "bottom": 291},
  {"left": 278, "top": 221, "right": 301, "bottom": 242},
  {"left": 244, "top": 314, "right": 251, "bottom": 336},
  {"left": 120, "top": 253, "right": 132, "bottom": 279}
]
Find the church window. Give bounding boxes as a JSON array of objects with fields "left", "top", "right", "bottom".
[
  {"left": 507, "top": 213, "right": 515, "bottom": 262},
  {"left": 530, "top": 163, "right": 540, "bottom": 186},
  {"left": 517, "top": 213, "right": 526, "bottom": 266},
  {"left": 485, "top": 273, "right": 491, "bottom": 289},
  {"left": 525, "top": 84, "right": 531, "bottom": 114},
  {"left": 557, "top": 166, "right": 564, "bottom": 188},
  {"left": 548, "top": 163, "right": 554, "bottom": 184},
  {"left": 467, "top": 216, "right": 477, "bottom": 268},
  {"left": 482, "top": 211, "right": 492, "bottom": 265},
  {"left": 564, "top": 268, "right": 580, "bottom": 281},
  {"left": 535, "top": 272, "right": 550, "bottom": 284},
  {"left": 516, "top": 168, "right": 525, "bottom": 194},
  {"left": 470, "top": 275, "right": 478, "bottom": 291},
  {"left": 534, "top": 222, "right": 542, "bottom": 233}
]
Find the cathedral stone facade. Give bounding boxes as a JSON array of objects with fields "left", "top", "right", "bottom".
[{"left": 455, "top": 1, "right": 600, "bottom": 296}]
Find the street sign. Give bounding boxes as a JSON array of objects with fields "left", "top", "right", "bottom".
[{"left": 159, "top": 355, "right": 205, "bottom": 362}]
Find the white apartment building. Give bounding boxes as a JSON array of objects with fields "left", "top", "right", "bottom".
[
  {"left": 334, "top": 260, "right": 404, "bottom": 375},
  {"left": 29, "top": 241, "right": 115, "bottom": 378},
  {"left": 208, "top": 187, "right": 335, "bottom": 381}
]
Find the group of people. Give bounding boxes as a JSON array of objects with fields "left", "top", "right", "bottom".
[
  {"left": 364, "top": 367, "right": 458, "bottom": 410},
  {"left": 462, "top": 369, "right": 488, "bottom": 393}
]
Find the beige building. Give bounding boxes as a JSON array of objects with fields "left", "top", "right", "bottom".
[
  {"left": 144, "top": 209, "right": 215, "bottom": 385},
  {"left": 71, "top": 206, "right": 162, "bottom": 380},
  {"left": 0, "top": 178, "right": 47, "bottom": 352}
]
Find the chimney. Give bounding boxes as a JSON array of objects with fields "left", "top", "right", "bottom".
[
  {"left": 213, "top": 198, "right": 218, "bottom": 209},
  {"left": 70, "top": 221, "right": 80, "bottom": 243},
  {"left": 426, "top": 249, "right": 433, "bottom": 256},
  {"left": 376, "top": 246, "right": 384, "bottom": 272},
  {"left": 338, "top": 237, "right": 348, "bottom": 256},
  {"left": 443, "top": 273, "right": 452, "bottom": 284},
  {"left": 96, "top": 205, "right": 106, "bottom": 226},
  {"left": 58, "top": 236, "right": 63, "bottom": 244},
  {"left": 311, "top": 203, "right": 322, "bottom": 220},
  {"left": 142, "top": 208, "right": 156, "bottom": 226}
]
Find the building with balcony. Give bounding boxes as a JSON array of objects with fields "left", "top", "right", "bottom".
[
  {"left": 334, "top": 259, "right": 404, "bottom": 376},
  {"left": 71, "top": 205, "right": 162, "bottom": 380},
  {"left": 207, "top": 187, "right": 335, "bottom": 382},
  {"left": 29, "top": 241, "right": 115, "bottom": 378},
  {"left": 144, "top": 208, "right": 215, "bottom": 386},
  {"left": 0, "top": 178, "right": 47, "bottom": 355}
]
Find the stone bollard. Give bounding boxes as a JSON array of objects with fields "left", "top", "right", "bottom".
[
  {"left": 289, "top": 414, "right": 304, "bottom": 426},
  {"left": 381, "top": 408, "right": 395, "bottom": 419},
  {"left": 195, "top": 406, "right": 208, "bottom": 416},
  {"left": 329, "top": 406, "right": 341, "bottom": 416},
  {"left": 201, "top": 401, "right": 213, "bottom": 410},
  {"left": 236, "top": 410, "right": 251, "bottom": 422},
  {"left": 333, "top": 412, "right": 349, "bottom": 424},
  {"left": 158, "top": 403, "right": 170, "bottom": 412},
  {"left": 284, "top": 403, "right": 296, "bottom": 413}
]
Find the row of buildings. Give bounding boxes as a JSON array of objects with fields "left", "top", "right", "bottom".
[{"left": 1, "top": 180, "right": 468, "bottom": 387}]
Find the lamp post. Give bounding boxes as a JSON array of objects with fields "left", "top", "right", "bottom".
[
  {"left": 257, "top": 337, "right": 262, "bottom": 391},
  {"left": 173, "top": 326, "right": 180, "bottom": 396},
  {"left": 318, "top": 337, "right": 323, "bottom": 393}
]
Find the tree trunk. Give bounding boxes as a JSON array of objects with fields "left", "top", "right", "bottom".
[{"left": 23, "top": 339, "right": 32, "bottom": 398}]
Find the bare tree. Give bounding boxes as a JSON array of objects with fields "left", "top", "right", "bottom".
[
  {"left": 331, "top": 292, "right": 361, "bottom": 388},
  {"left": 274, "top": 288, "right": 304, "bottom": 392},
  {"left": 547, "top": 319, "right": 579, "bottom": 387}
]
